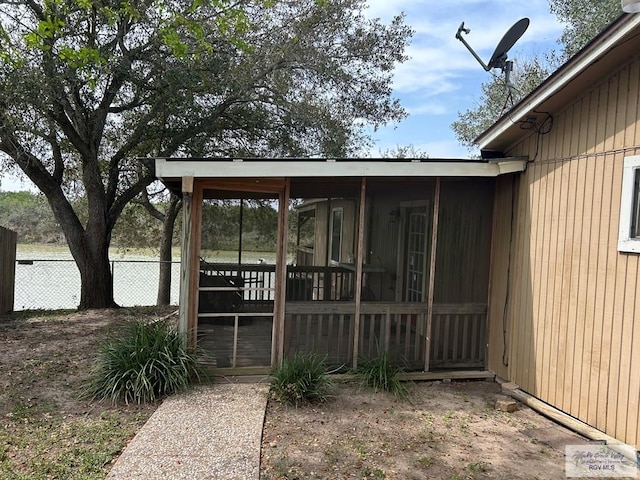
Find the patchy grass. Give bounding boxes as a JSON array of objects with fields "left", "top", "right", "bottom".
[
  {"left": 261, "top": 381, "right": 580, "bottom": 480},
  {"left": 0, "top": 307, "right": 174, "bottom": 479}
]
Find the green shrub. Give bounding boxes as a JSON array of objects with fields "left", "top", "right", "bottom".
[
  {"left": 86, "top": 321, "right": 206, "bottom": 404},
  {"left": 270, "top": 353, "right": 332, "bottom": 406},
  {"left": 356, "top": 352, "right": 410, "bottom": 400}
]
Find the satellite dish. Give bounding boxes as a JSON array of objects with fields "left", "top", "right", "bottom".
[
  {"left": 487, "top": 18, "right": 530, "bottom": 70},
  {"left": 455, "top": 18, "right": 530, "bottom": 88}
]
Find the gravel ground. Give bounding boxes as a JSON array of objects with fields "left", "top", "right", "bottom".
[{"left": 106, "top": 383, "right": 270, "bottom": 480}]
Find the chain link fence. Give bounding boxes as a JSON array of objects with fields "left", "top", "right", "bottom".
[{"left": 13, "top": 259, "right": 181, "bottom": 310}]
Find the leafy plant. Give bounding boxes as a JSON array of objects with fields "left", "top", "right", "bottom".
[
  {"left": 270, "top": 353, "right": 332, "bottom": 407},
  {"left": 86, "top": 321, "right": 206, "bottom": 404},
  {"left": 355, "top": 352, "right": 410, "bottom": 400}
]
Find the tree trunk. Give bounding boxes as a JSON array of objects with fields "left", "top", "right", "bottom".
[
  {"left": 157, "top": 195, "right": 182, "bottom": 305},
  {"left": 40, "top": 180, "right": 118, "bottom": 310},
  {"left": 78, "top": 246, "right": 116, "bottom": 309},
  {"left": 71, "top": 225, "right": 118, "bottom": 310}
]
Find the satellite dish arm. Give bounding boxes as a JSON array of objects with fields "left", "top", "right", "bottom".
[{"left": 455, "top": 22, "right": 490, "bottom": 71}]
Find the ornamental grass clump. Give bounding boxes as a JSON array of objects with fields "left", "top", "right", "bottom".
[
  {"left": 356, "top": 351, "right": 410, "bottom": 400},
  {"left": 86, "top": 321, "right": 206, "bottom": 404},
  {"left": 270, "top": 353, "right": 332, "bottom": 407}
]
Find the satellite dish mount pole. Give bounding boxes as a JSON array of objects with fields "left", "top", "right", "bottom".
[
  {"left": 455, "top": 23, "right": 490, "bottom": 71},
  {"left": 455, "top": 17, "right": 529, "bottom": 91}
]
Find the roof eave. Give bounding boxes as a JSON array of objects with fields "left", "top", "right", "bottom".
[
  {"left": 153, "top": 157, "right": 528, "bottom": 182},
  {"left": 476, "top": 13, "right": 640, "bottom": 151}
]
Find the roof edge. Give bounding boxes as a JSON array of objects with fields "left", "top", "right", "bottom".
[{"left": 476, "top": 13, "right": 640, "bottom": 149}]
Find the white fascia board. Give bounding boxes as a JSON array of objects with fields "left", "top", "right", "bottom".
[
  {"left": 478, "top": 14, "right": 640, "bottom": 150},
  {"left": 154, "top": 158, "right": 527, "bottom": 179}
]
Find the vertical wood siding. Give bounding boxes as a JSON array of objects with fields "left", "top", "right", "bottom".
[
  {"left": 0, "top": 226, "right": 17, "bottom": 314},
  {"left": 488, "top": 56, "right": 640, "bottom": 447}
]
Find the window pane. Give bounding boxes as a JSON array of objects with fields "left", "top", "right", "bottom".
[
  {"left": 330, "top": 209, "right": 343, "bottom": 263},
  {"left": 631, "top": 169, "right": 640, "bottom": 238}
]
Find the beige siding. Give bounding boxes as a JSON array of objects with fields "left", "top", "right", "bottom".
[
  {"left": 488, "top": 57, "right": 640, "bottom": 447},
  {"left": 487, "top": 175, "right": 515, "bottom": 380}
]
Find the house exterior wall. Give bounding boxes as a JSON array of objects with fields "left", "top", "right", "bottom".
[{"left": 487, "top": 55, "right": 640, "bottom": 447}]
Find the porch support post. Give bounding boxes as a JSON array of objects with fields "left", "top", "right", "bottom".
[
  {"left": 178, "top": 176, "right": 194, "bottom": 346},
  {"left": 425, "top": 177, "right": 441, "bottom": 371},
  {"left": 352, "top": 177, "right": 367, "bottom": 369},
  {"left": 273, "top": 178, "right": 290, "bottom": 366}
]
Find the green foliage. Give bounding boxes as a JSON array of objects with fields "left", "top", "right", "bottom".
[
  {"left": 452, "top": 0, "right": 619, "bottom": 150},
  {"left": 550, "top": 0, "right": 620, "bottom": 60},
  {"left": 112, "top": 199, "right": 179, "bottom": 250},
  {"left": 270, "top": 353, "right": 332, "bottom": 406},
  {"left": 0, "top": 0, "right": 411, "bottom": 308},
  {"left": 86, "top": 321, "right": 206, "bottom": 404},
  {"left": 201, "top": 199, "right": 278, "bottom": 252},
  {"left": 0, "top": 191, "right": 62, "bottom": 243},
  {"left": 379, "top": 144, "right": 429, "bottom": 159},
  {"left": 452, "top": 56, "right": 551, "bottom": 150},
  {"left": 355, "top": 352, "right": 410, "bottom": 400}
]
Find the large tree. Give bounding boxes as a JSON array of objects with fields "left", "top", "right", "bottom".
[
  {"left": 0, "top": 0, "right": 412, "bottom": 308},
  {"left": 550, "top": 0, "right": 621, "bottom": 60},
  {"left": 452, "top": 0, "right": 620, "bottom": 150}
]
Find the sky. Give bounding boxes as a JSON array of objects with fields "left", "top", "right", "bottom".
[
  {"left": 364, "top": 0, "right": 565, "bottom": 158},
  {"left": 0, "top": 0, "right": 566, "bottom": 192}
]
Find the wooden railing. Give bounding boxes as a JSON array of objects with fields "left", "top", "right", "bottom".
[
  {"left": 198, "top": 263, "right": 355, "bottom": 310},
  {"left": 431, "top": 303, "right": 487, "bottom": 369},
  {"left": 284, "top": 302, "right": 486, "bottom": 371},
  {"left": 197, "top": 263, "right": 487, "bottom": 371}
]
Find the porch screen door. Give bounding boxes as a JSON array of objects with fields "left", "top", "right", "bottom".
[{"left": 197, "top": 182, "right": 284, "bottom": 370}]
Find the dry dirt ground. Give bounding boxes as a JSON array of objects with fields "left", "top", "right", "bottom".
[
  {"left": 260, "top": 380, "right": 590, "bottom": 480},
  {"left": 2, "top": 310, "right": 590, "bottom": 480},
  {"left": 0, "top": 308, "right": 170, "bottom": 479}
]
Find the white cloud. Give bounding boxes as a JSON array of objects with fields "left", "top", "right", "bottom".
[
  {"left": 381, "top": 1, "right": 564, "bottom": 99},
  {"left": 406, "top": 102, "right": 449, "bottom": 116}
]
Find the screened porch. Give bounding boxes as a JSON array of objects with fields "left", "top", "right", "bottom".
[{"left": 186, "top": 173, "right": 495, "bottom": 373}]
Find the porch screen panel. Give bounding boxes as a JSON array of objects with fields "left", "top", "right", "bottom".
[
  {"left": 198, "top": 193, "right": 279, "bottom": 369},
  {"left": 430, "top": 179, "right": 494, "bottom": 370},
  {"left": 356, "top": 181, "right": 436, "bottom": 371},
  {"left": 285, "top": 182, "right": 361, "bottom": 368}
]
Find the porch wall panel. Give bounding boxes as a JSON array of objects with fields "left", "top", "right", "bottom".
[
  {"left": 486, "top": 175, "right": 515, "bottom": 380},
  {"left": 488, "top": 56, "right": 640, "bottom": 447},
  {"left": 284, "top": 302, "right": 486, "bottom": 371},
  {"left": 366, "top": 182, "right": 436, "bottom": 302},
  {"left": 434, "top": 180, "right": 494, "bottom": 304}
]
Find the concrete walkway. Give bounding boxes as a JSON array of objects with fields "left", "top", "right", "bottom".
[{"left": 106, "top": 383, "right": 270, "bottom": 480}]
